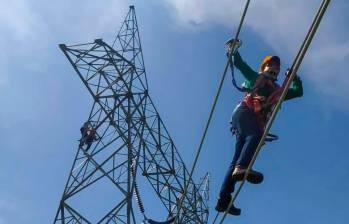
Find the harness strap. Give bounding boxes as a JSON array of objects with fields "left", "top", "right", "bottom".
[
  {"left": 229, "top": 58, "right": 249, "bottom": 92},
  {"left": 227, "top": 53, "right": 249, "bottom": 93}
]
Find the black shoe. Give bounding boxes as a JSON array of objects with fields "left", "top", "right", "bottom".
[
  {"left": 215, "top": 198, "right": 241, "bottom": 216},
  {"left": 247, "top": 169, "right": 263, "bottom": 184},
  {"left": 232, "top": 167, "right": 264, "bottom": 184}
]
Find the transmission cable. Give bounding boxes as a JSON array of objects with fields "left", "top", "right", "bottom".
[{"left": 173, "top": 1, "right": 251, "bottom": 223}]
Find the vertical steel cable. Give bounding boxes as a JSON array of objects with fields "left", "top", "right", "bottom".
[{"left": 218, "top": 0, "right": 331, "bottom": 223}]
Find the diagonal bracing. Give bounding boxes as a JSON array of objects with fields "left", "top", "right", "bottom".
[{"left": 54, "top": 6, "right": 209, "bottom": 224}]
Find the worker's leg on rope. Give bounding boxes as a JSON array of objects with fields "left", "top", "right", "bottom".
[
  {"left": 215, "top": 195, "right": 241, "bottom": 216},
  {"left": 215, "top": 132, "right": 244, "bottom": 216},
  {"left": 218, "top": 133, "right": 244, "bottom": 199},
  {"left": 237, "top": 134, "right": 261, "bottom": 166},
  {"left": 233, "top": 133, "right": 264, "bottom": 184},
  {"left": 232, "top": 104, "right": 264, "bottom": 184}
]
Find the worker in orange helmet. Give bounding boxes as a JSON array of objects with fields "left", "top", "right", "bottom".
[{"left": 215, "top": 39, "right": 303, "bottom": 216}]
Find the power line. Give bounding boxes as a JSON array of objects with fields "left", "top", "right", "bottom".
[{"left": 173, "top": 1, "right": 252, "bottom": 223}]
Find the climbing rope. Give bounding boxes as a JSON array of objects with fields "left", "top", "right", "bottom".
[
  {"left": 227, "top": 39, "right": 248, "bottom": 93},
  {"left": 216, "top": 0, "right": 331, "bottom": 223},
  {"left": 173, "top": 1, "right": 251, "bottom": 223}
]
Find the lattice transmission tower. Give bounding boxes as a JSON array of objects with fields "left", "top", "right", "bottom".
[{"left": 54, "top": 6, "right": 209, "bottom": 224}]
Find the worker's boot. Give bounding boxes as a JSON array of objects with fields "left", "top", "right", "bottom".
[
  {"left": 215, "top": 197, "right": 241, "bottom": 216},
  {"left": 232, "top": 166, "right": 264, "bottom": 184}
]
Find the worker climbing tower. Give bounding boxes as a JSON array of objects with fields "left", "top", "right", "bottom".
[{"left": 54, "top": 5, "right": 209, "bottom": 224}]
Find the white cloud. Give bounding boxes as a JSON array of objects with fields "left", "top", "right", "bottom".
[
  {"left": 164, "top": 0, "right": 349, "bottom": 110},
  {"left": 0, "top": 1, "right": 46, "bottom": 42},
  {"left": 307, "top": 40, "right": 349, "bottom": 105},
  {"left": 163, "top": 0, "right": 243, "bottom": 27},
  {"left": 0, "top": 0, "right": 130, "bottom": 88},
  {"left": 0, "top": 0, "right": 132, "bottom": 136},
  {"left": 0, "top": 0, "right": 348, "bottom": 110}
]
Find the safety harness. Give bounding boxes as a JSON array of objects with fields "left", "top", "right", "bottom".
[
  {"left": 243, "top": 74, "right": 279, "bottom": 116},
  {"left": 229, "top": 55, "right": 280, "bottom": 142}
]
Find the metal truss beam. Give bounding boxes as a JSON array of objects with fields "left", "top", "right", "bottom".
[{"left": 54, "top": 6, "right": 209, "bottom": 224}]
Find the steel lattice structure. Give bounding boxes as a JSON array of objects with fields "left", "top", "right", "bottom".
[{"left": 54, "top": 6, "right": 209, "bottom": 224}]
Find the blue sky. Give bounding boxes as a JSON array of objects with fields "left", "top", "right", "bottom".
[{"left": 0, "top": 0, "right": 348, "bottom": 223}]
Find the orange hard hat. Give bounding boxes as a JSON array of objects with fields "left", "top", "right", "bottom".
[{"left": 260, "top": 55, "right": 280, "bottom": 72}]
